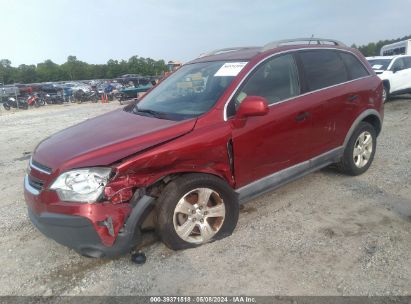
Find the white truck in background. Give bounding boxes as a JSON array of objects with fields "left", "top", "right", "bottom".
[{"left": 380, "top": 39, "right": 411, "bottom": 56}]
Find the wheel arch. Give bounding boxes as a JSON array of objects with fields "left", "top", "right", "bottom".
[
  {"left": 382, "top": 79, "right": 390, "bottom": 91},
  {"left": 138, "top": 170, "right": 234, "bottom": 231},
  {"left": 146, "top": 170, "right": 232, "bottom": 198},
  {"left": 343, "top": 109, "right": 382, "bottom": 148},
  {"left": 362, "top": 114, "right": 382, "bottom": 136}
]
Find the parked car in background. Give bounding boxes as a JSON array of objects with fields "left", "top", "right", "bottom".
[
  {"left": 25, "top": 38, "right": 383, "bottom": 258},
  {"left": 40, "top": 83, "right": 62, "bottom": 94},
  {"left": 115, "top": 83, "right": 153, "bottom": 103},
  {"left": 367, "top": 55, "right": 411, "bottom": 101},
  {"left": 0, "top": 84, "right": 19, "bottom": 99}
]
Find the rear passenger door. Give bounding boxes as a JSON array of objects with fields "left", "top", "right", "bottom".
[{"left": 297, "top": 49, "right": 369, "bottom": 156}]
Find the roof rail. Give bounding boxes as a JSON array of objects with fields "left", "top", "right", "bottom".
[
  {"left": 199, "top": 47, "right": 257, "bottom": 58},
  {"left": 261, "top": 38, "right": 346, "bottom": 52}
]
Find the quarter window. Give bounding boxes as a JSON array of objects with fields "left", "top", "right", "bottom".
[
  {"left": 339, "top": 52, "right": 369, "bottom": 80},
  {"left": 299, "top": 50, "right": 349, "bottom": 91}
]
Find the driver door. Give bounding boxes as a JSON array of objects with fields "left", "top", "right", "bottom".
[
  {"left": 228, "top": 53, "right": 313, "bottom": 188},
  {"left": 390, "top": 58, "right": 409, "bottom": 92}
]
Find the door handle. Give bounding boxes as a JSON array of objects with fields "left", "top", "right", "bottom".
[
  {"left": 348, "top": 95, "right": 358, "bottom": 102},
  {"left": 295, "top": 111, "right": 310, "bottom": 122}
]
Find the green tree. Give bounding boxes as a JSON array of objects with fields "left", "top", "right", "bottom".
[
  {"left": 0, "top": 59, "right": 14, "bottom": 84},
  {"left": 36, "top": 59, "right": 64, "bottom": 82},
  {"left": 61, "top": 56, "right": 89, "bottom": 80},
  {"left": 15, "top": 64, "right": 37, "bottom": 83},
  {"left": 0, "top": 53, "right": 168, "bottom": 84},
  {"left": 355, "top": 34, "right": 411, "bottom": 56}
]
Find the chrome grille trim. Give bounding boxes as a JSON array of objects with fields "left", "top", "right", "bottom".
[
  {"left": 28, "top": 175, "right": 44, "bottom": 191},
  {"left": 24, "top": 175, "right": 40, "bottom": 196},
  {"left": 29, "top": 157, "right": 52, "bottom": 175}
]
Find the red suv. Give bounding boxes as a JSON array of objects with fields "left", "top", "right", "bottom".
[{"left": 25, "top": 38, "right": 383, "bottom": 257}]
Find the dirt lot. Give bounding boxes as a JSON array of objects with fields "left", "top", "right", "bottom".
[{"left": 0, "top": 98, "right": 410, "bottom": 296}]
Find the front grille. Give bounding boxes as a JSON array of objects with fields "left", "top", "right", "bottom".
[
  {"left": 30, "top": 159, "right": 52, "bottom": 175},
  {"left": 28, "top": 175, "right": 44, "bottom": 191}
]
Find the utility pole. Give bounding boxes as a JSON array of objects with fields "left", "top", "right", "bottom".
[{"left": 0, "top": 81, "right": 4, "bottom": 103}]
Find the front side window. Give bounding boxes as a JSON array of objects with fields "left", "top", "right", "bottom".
[
  {"left": 403, "top": 57, "right": 411, "bottom": 69},
  {"left": 299, "top": 50, "right": 348, "bottom": 91},
  {"left": 339, "top": 52, "right": 369, "bottom": 80},
  {"left": 133, "top": 61, "right": 245, "bottom": 120},
  {"left": 391, "top": 58, "right": 406, "bottom": 71},
  {"left": 227, "top": 54, "right": 300, "bottom": 116}
]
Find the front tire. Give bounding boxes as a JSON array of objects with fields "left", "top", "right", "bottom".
[
  {"left": 337, "top": 122, "right": 376, "bottom": 176},
  {"left": 383, "top": 83, "right": 390, "bottom": 103},
  {"left": 36, "top": 98, "right": 45, "bottom": 107},
  {"left": 3, "top": 103, "right": 10, "bottom": 110},
  {"left": 156, "top": 173, "right": 239, "bottom": 250}
]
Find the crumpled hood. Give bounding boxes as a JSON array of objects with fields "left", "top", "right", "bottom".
[{"left": 33, "top": 109, "right": 196, "bottom": 171}]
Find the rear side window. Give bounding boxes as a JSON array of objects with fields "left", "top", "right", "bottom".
[
  {"left": 299, "top": 50, "right": 348, "bottom": 91},
  {"left": 339, "top": 52, "right": 369, "bottom": 80}
]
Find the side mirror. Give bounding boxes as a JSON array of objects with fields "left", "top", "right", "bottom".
[{"left": 236, "top": 96, "right": 269, "bottom": 119}]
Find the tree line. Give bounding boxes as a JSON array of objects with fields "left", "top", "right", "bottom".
[
  {"left": 352, "top": 34, "right": 411, "bottom": 57},
  {"left": 0, "top": 55, "right": 169, "bottom": 85},
  {"left": 2, "top": 34, "right": 411, "bottom": 85}
]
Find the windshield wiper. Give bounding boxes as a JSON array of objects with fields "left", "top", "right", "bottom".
[{"left": 133, "top": 106, "right": 166, "bottom": 119}]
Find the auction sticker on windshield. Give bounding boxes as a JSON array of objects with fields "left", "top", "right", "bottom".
[{"left": 214, "top": 62, "right": 248, "bottom": 77}]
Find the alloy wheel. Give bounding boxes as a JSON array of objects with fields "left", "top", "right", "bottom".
[
  {"left": 173, "top": 188, "right": 225, "bottom": 244},
  {"left": 353, "top": 131, "right": 373, "bottom": 168}
]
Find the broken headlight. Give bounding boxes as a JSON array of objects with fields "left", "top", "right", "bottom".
[{"left": 50, "top": 167, "right": 112, "bottom": 203}]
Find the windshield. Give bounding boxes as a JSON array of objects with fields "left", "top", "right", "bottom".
[
  {"left": 133, "top": 61, "right": 246, "bottom": 120},
  {"left": 367, "top": 59, "right": 392, "bottom": 71}
]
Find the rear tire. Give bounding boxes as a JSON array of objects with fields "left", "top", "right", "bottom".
[
  {"left": 337, "top": 122, "right": 376, "bottom": 176},
  {"left": 156, "top": 173, "right": 239, "bottom": 250}
]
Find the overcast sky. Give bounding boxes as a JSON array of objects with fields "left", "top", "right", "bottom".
[{"left": 1, "top": 0, "right": 410, "bottom": 66}]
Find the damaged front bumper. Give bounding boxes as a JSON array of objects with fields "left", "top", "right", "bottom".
[{"left": 25, "top": 174, "right": 155, "bottom": 257}]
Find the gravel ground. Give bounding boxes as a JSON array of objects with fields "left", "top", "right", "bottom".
[{"left": 0, "top": 98, "right": 410, "bottom": 296}]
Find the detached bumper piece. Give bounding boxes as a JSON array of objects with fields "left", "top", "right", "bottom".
[{"left": 28, "top": 195, "right": 155, "bottom": 258}]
